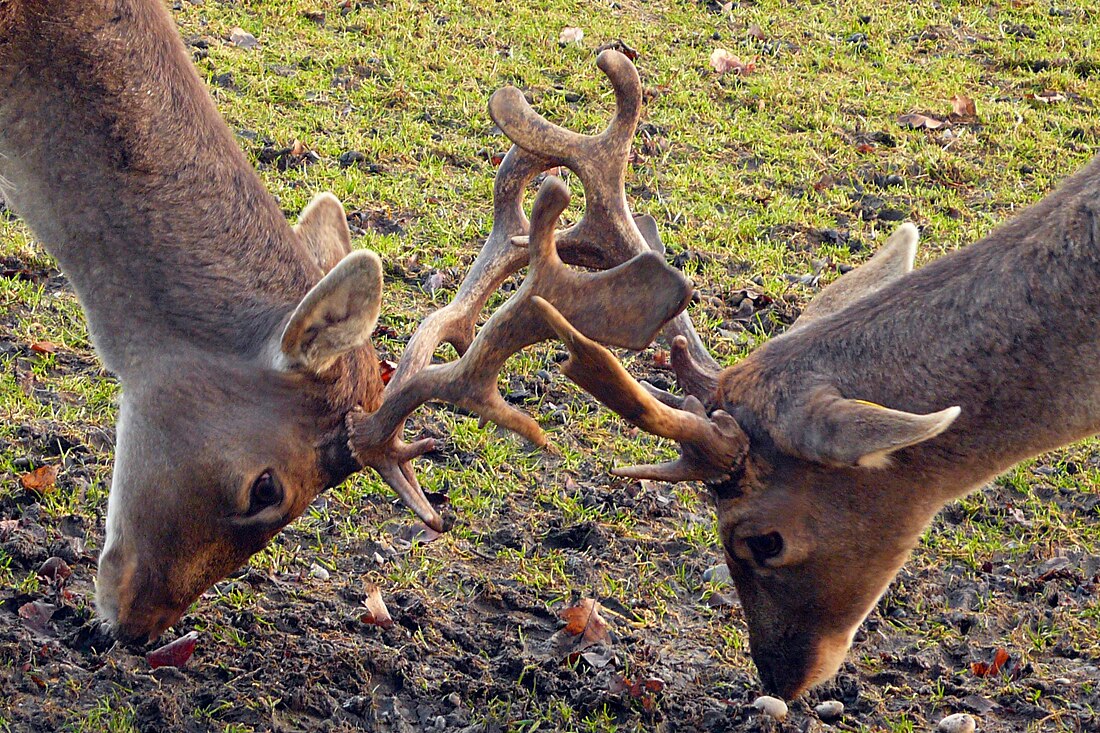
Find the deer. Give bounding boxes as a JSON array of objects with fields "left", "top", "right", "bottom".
[
  {"left": 530, "top": 97, "right": 1100, "bottom": 698},
  {"left": 0, "top": 0, "right": 704, "bottom": 644}
]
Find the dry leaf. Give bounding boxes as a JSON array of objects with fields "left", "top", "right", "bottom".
[
  {"left": 747, "top": 22, "right": 766, "bottom": 41},
  {"left": 970, "top": 647, "right": 1014, "bottom": 677},
  {"left": 21, "top": 465, "right": 59, "bottom": 495},
  {"left": 561, "top": 598, "right": 611, "bottom": 645},
  {"left": 559, "top": 27, "right": 584, "bottom": 45},
  {"left": 147, "top": 631, "right": 200, "bottom": 669},
  {"left": 18, "top": 601, "right": 56, "bottom": 633},
  {"left": 595, "top": 39, "right": 638, "bottom": 61},
  {"left": 951, "top": 94, "right": 977, "bottom": 119},
  {"left": 379, "top": 359, "right": 397, "bottom": 385},
  {"left": 898, "top": 112, "right": 948, "bottom": 130},
  {"left": 38, "top": 557, "right": 72, "bottom": 582},
  {"left": 29, "top": 341, "right": 58, "bottom": 354},
  {"left": 360, "top": 584, "right": 394, "bottom": 629},
  {"left": 709, "top": 48, "right": 755, "bottom": 76},
  {"left": 1032, "top": 90, "right": 1066, "bottom": 104}
]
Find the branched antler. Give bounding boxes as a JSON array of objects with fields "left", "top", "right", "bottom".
[
  {"left": 349, "top": 178, "right": 691, "bottom": 528},
  {"left": 351, "top": 50, "right": 726, "bottom": 528},
  {"left": 533, "top": 298, "right": 747, "bottom": 483}
]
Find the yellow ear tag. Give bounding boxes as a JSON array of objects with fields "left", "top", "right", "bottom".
[{"left": 852, "top": 399, "right": 887, "bottom": 409}]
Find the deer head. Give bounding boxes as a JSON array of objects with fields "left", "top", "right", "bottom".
[
  {"left": 519, "top": 55, "right": 1100, "bottom": 696},
  {"left": 92, "top": 193, "right": 392, "bottom": 641},
  {"left": 535, "top": 223, "right": 966, "bottom": 699}
]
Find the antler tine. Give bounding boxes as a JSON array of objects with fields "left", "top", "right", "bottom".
[
  {"left": 532, "top": 296, "right": 747, "bottom": 483},
  {"left": 491, "top": 51, "right": 724, "bottom": 406},
  {"left": 387, "top": 147, "right": 548, "bottom": 389},
  {"left": 349, "top": 177, "right": 694, "bottom": 524},
  {"left": 491, "top": 50, "right": 650, "bottom": 269}
]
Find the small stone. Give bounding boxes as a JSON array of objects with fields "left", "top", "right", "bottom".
[
  {"left": 938, "top": 713, "right": 977, "bottom": 733},
  {"left": 815, "top": 700, "right": 844, "bottom": 722},
  {"left": 752, "top": 695, "right": 788, "bottom": 721},
  {"left": 229, "top": 27, "right": 259, "bottom": 49},
  {"left": 1036, "top": 556, "right": 1071, "bottom": 576},
  {"left": 702, "top": 563, "right": 731, "bottom": 585},
  {"left": 309, "top": 563, "right": 330, "bottom": 581}
]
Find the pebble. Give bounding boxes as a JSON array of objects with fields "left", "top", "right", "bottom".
[
  {"left": 702, "top": 563, "right": 731, "bottom": 585},
  {"left": 228, "top": 27, "right": 259, "bottom": 50},
  {"left": 938, "top": 713, "right": 976, "bottom": 733},
  {"left": 309, "top": 563, "right": 330, "bottom": 581},
  {"left": 752, "top": 695, "right": 788, "bottom": 721},
  {"left": 815, "top": 700, "right": 844, "bottom": 722}
]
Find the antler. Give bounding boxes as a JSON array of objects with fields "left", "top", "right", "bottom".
[
  {"left": 352, "top": 50, "right": 722, "bottom": 528},
  {"left": 349, "top": 177, "right": 692, "bottom": 528},
  {"left": 492, "top": 50, "right": 723, "bottom": 403},
  {"left": 533, "top": 298, "right": 747, "bottom": 483}
]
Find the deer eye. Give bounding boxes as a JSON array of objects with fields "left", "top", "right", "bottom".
[
  {"left": 248, "top": 471, "right": 283, "bottom": 513},
  {"left": 745, "top": 532, "right": 784, "bottom": 565}
]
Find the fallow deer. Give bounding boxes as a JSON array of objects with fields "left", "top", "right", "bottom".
[
  {"left": 533, "top": 93, "right": 1100, "bottom": 699},
  {"left": 0, "top": 1, "right": 696, "bottom": 643}
]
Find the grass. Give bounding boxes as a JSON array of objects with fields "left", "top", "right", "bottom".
[{"left": 2, "top": 0, "right": 1099, "bottom": 731}]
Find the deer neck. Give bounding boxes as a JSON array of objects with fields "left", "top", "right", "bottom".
[
  {"left": 731, "top": 166, "right": 1100, "bottom": 505},
  {"left": 0, "top": 0, "right": 320, "bottom": 377}
]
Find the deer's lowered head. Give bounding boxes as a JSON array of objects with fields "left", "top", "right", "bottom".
[
  {"left": 539, "top": 201, "right": 1100, "bottom": 697},
  {"left": 95, "top": 195, "right": 391, "bottom": 643}
]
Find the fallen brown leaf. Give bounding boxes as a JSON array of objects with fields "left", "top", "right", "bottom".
[
  {"left": 21, "top": 465, "right": 59, "bottom": 495},
  {"left": 360, "top": 584, "right": 394, "bottom": 629},
  {"left": 18, "top": 601, "right": 56, "bottom": 633},
  {"left": 950, "top": 93, "right": 977, "bottom": 119},
  {"left": 228, "top": 27, "right": 259, "bottom": 49},
  {"left": 29, "top": 341, "right": 58, "bottom": 354},
  {"left": 559, "top": 27, "right": 584, "bottom": 45},
  {"left": 898, "top": 112, "right": 948, "bottom": 130},
  {"left": 561, "top": 598, "right": 611, "bottom": 645},
  {"left": 379, "top": 359, "right": 397, "bottom": 385},
  {"left": 1031, "top": 90, "right": 1066, "bottom": 104},
  {"left": 595, "top": 39, "right": 638, "bottom": 61},
  {"left": 38, "top": 557, "right": 72, "bottom": 582},
  {"left": 971, "top": 647, "right": 1014, "bottom": 677},
  {"left": 147, "top": 631, "right": 200, "bottom": 669}
]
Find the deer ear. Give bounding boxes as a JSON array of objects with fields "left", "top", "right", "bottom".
[
  {"left": 295, "top": 193, "right": 352, "bottom": 274},
  {"left": 279, "top": 250, "right": 382, "bottom": 373},
  {"left": 791, "top": 223, "right": 918, "bottom": 330},
  {"left": 777, "top": 386, "right": 960, "bottom": 468}
]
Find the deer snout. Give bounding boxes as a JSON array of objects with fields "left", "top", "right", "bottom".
[
  {"left": 96, "top": 542, "right": 184, "bottom": 644},
  {"left": 750, "top": 627, "right": 853, "bottom": 700}
]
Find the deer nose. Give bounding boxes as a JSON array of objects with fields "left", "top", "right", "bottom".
[
  {"left": 110, "top": 606, "right": 182, "bottom": 645},
  {"left": 751, "top": 637, "right": 815, "bottom": 701},
  {"left": 755, "top": 655, "right": 810, "bottom": 700}
]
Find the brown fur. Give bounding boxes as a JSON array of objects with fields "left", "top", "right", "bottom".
[
  {"left": 0, "top": 0, "right": 384, "bottom": 641},
  {"left": 704, "top": 162, "right": 1100, "bottom": 697}
]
